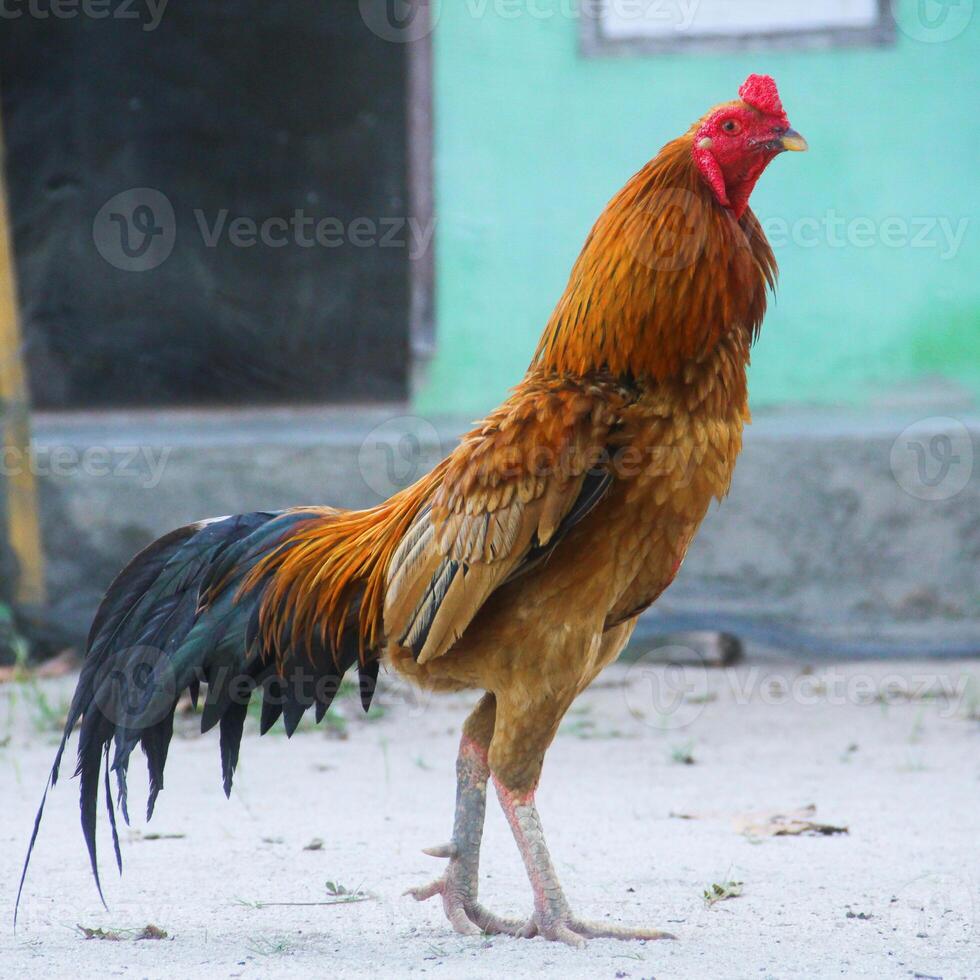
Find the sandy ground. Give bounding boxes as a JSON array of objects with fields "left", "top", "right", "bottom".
[{"left": 2, "top": 655, "right": 978, "bottom": 980}]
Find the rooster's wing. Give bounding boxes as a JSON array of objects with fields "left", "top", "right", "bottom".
[{"left": 384, "top": 378, "right": 623, "bottom": 663}]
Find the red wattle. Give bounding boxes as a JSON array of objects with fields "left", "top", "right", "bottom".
[{"left": 692, "top": 145, "right": 730, "bottom": 209}]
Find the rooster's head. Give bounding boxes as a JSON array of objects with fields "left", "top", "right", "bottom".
[{"left": 692, "top": 74, "right": 807, "bottom": 219}]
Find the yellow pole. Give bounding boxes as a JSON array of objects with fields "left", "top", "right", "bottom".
[{"left": 0, "top": 108, "right": 45, "bottom": 606}]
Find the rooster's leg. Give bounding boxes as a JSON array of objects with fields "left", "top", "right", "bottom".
[
  {"left": 407, "top": 695, "right": 524, "bottom": 936},
  {"left": 485, "top": 667, "right": 675, "bottom": 947},
  {"left": 492, "top": 780, "right": 675, "bottom": 946}
]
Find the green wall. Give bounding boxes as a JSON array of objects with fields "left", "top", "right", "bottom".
[{"left": 417, "top": 2, "right": 979, "bottom": 416}]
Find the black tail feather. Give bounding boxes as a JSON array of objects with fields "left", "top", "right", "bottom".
[
  {"left": 259, "top": 676, "right": 285, "bottom": 735},
  {"left": 359, "top": 658, "right": 380, "bottom": 713},
  {"left": 103, "top": 752, "right": 123, "bottom": 874},
  {"left": 219, "top": 701, "right": 248, "bottom": 798},
  {"left": 15, "top": 510, "right": 382, "bottom": 925},
  {"left": 78, "top": 711, "right": 114, "bottom": 909},
  {"left": 15, "top": 774, "right": 53, "bottom": 927},
  {"left": 142, "top": 710, "right": 175, "bottom": 821}
]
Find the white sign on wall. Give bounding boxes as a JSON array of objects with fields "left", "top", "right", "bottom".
[{"left": 583, "top": 0, "right": 893, "bottom": 53}]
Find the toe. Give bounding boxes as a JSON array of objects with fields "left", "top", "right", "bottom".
[
  {"left": 466, "top": 904, "right": 531, "bottom": 937},
  {"left": 570, "top": 918, "right": 676, "bottom": 941},
  {"left": 541, "top": 922, "right": 587, "bottom": 948},
  {"left": 445, "top": 903, "right": 482, "bottom": 936},
  {"left": 406, "top": 878, "right": 445, "bottom": 902}
]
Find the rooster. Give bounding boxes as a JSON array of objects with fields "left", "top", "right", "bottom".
[{"left": 18, "top": 75, "right": 806, "bottom": 945}]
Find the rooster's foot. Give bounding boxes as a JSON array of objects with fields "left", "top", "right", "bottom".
[{"left": 407, "top": 850, "right": 525, "bottom": 937}]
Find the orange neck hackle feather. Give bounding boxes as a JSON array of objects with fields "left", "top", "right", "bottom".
[{"left": 533, "top": 132, "right": 776, "bottom": 383}]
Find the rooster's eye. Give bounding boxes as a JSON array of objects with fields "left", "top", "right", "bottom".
[{"left": 721, "top": 119, "right": 740, "bottom": 134}]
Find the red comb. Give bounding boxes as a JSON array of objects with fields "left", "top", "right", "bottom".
[{"left": 738, "top": 74, "right": 784, "bottom": 117}]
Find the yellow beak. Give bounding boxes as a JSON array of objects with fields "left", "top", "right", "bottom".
[{"left": 781, "top": 129, "right": 808, "bottom": 152}]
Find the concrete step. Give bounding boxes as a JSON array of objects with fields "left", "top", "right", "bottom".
[{"left": 22, "top": 404, "right": 980, "bottom": 659}]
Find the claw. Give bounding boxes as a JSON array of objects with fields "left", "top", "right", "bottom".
[{"left": 421, "top": 842, "right": 457, "bottom": 859}]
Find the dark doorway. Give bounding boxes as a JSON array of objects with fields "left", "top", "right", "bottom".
[{"left": 0, "top": 1, "right": 416, "bottom": 409}]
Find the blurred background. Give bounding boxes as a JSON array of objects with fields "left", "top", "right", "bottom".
[{"left": 0, "top": 0, "right": 976, "bottom": 663}]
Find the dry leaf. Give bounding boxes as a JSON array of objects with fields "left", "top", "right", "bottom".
[
  {"left": 734, "top": 804, "right": 848, "bottom": 838},
  {"left": 77, "top": 923, "right": 168, "bottom": 941}
]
